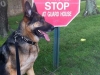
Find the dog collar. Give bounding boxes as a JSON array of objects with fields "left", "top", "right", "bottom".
[{"left": 14, "top": 31, "right": 36, "bottom": 45}]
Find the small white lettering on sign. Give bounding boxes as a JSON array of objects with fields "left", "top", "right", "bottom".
[
  {"left": 60, "top": 11, "right": 72, "bottom": 16},
  {"left": 45, "top": 2, "right": 69, "bottom": 10},
  {"left": 42, "top": 11, "right": 72, "bottom": 17},
  {"left": 47, "top": 12, "right": 59, "bottom": 17}
]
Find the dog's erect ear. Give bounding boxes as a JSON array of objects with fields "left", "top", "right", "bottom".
[
  {"left": 24, "top": 1, "right": 32, "bottom": 17},
  {"left": 32, "top": 3, "right": 37, "bottom": 12}
]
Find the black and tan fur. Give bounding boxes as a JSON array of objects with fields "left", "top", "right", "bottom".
[{"left": 0, "top": 1, "right": 54, "bottom": 75}]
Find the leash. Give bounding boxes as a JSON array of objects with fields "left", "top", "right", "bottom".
[
  {"left": 15, "top": 36, "right": 21, "bottom": 75},
  {"left": 14, "top": 31, "right": 36, "bottom": 75}
]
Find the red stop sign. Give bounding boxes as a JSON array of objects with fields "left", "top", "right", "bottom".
[{"left": 34, "top": 0, "right": 80, "bottom": 27}]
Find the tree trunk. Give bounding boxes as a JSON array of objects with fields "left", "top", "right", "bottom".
[
  {"left": 0, "top": 0, "right": 8, "bottom": 37},
  {"left": 83, "top": 0, "right": 100, "bottom": 16}
]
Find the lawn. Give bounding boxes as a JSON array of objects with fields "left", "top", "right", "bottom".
[{"left": 1, "top": 0, "right": 100, "bottom": 75}]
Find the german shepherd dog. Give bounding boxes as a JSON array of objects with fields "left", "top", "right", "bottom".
[{"left": 0, "top": 1, "right": 54, "bottom": 75}]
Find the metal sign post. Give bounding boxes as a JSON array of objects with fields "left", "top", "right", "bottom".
[{"left": 53, "top": 27, "right": 60, "bottom": 68}]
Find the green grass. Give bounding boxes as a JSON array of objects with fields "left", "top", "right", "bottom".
[{"left": 1, "top": 0, "right": 100, "bottom": 75}]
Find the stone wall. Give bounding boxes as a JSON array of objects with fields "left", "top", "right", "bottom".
[{"left": 8, "top": 0, "right": 32, "bottom": 16}]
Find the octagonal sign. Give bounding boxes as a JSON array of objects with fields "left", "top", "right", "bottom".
[{"left": 34, "top": 0, "right": 80, "bottom": 27}]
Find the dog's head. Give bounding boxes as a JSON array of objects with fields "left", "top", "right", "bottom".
[{"left": 22, "top": 1, "right": 54, "bottom": 42}]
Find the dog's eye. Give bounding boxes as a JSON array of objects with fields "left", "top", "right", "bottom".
[
  {"left": 33, "top": 18, "right": 38, "bottom": 22},
  {"left": 41, "top": 19, "right": 44, "bottom": 22},
  {"left": 40, "top": 17, "right": 45, "bottom": 22}
]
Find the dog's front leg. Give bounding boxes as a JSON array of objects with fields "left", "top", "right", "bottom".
[
  {"left": 27, "top": 67, "right": 35, "bottom": 75},
  {"left": 6, "top": 65, "right": 17, "bottom": 75}
]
